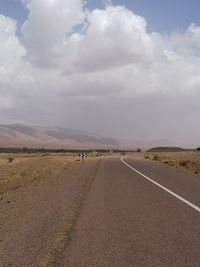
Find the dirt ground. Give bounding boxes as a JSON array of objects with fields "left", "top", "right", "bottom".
[
  {"left": 0, "top": 151, "right": 118, "bottom": 198},
  {"left": 144, "top": 151, "right": 200, "bottom": 174},
  {"left": 0, "top": 153, "right": 80, "bottom": 196}
]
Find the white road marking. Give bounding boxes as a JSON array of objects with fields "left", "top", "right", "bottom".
[{"left": 121, "top": 157, "right": 200, "bottom": 213}]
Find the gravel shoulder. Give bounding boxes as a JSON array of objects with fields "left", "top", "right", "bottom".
[{"left": 0, "top": 157, "right": 101, "bottom": 267}]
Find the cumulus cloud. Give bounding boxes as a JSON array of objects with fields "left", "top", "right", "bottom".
[
  {"left": 0, "top": 1, "right": 200, "bottom": 145},
  {"left": 63, "top": 6, "right": 155, "bottom": 73},
  {"left": 0, "top": 15, "right": 25, "bottom": 69},
  {"left": 0, "top": 15, "right": 35, "bottom": 110},
  {"left": 168, "top": 24, "right": 200, "bottom": 57},
  {"left": 21, "top": 0, "right": 85, "bottom": 67}
]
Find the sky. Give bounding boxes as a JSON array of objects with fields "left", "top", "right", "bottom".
[{"left": 0, "top": 0, "right": 200, "bottom": 146}]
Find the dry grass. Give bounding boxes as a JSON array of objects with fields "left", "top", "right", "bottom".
[
  {"left": 144, "top": 151, "right": 200, "bottom": 174},
  {"left": 0, "top": 153, "right": 79, "bottom": 195}
]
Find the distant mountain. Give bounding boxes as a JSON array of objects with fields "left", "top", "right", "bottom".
[{"left": 0, "top": 124, "right": 119, "bottom": 149}]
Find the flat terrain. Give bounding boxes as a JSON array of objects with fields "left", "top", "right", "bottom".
[
  {"left": 0, "top": 153, "right": 78, "bottom": 196},
  {"left": 0, "top": 153, "right": 101, "bottom": 266},
  {"left": 1, "top": 153, "right": 200, "bottom": 266},
  {"left": 144, "top": 151, "right": 200, "bottom": 174}
]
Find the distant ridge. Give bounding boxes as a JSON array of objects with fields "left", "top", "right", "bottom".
[
  {"left": 147, "top": 147, "right": 191, "bottom": 152},
  {"left": 0, "top": 124, "right": 119, "bottom": 149}
]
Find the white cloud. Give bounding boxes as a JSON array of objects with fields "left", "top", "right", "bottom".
[
  {"left": 168, "top": 24, "right": 200, "bottom": 57},
  {"left": 62, "top": 6, "right": 155, "bottom": 73},
  {"left": 21, "top": 0, "right": 85, "bottom": 67},
  {"left": 0, "top": 2, "right": 200, "bottom": 144},
  {"left": 0, "top": 15, "right": 35, "bottom": 110},
  {"left": 0, "top": 15, "right": 25, "bottom": 70}
]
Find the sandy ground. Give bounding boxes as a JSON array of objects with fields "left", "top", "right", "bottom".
[
  {"left": 0, "top": 153, "right": 79, "bottom": 197},
  {"left": 144, "top": 151, "right": 200, "bottom": 174},
  {"left": 0, "top": 154, "right": 101, "bottom": 266}
]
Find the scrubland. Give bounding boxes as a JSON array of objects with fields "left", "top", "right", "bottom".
[
  {"left": 144, "top": 151, "right": 200, "bottom": 174},
  {"left": 0, "top": 153, "right": 79, "bottom": 196}
]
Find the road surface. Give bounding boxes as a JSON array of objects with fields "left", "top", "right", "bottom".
[{"left": 1, "top": 155, "right": 200, "bottom": 266}]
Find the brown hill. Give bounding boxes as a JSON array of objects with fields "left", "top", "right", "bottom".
[
  {"left": 0, "top": 124, "right": 119, "bottom": 149},
  {"left": 147, "top": 147, "right": 190, "bottom": 152}
]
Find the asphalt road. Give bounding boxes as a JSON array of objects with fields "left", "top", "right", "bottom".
[{"left": 1, "top": 155, "right": 200, "bottom": 266}]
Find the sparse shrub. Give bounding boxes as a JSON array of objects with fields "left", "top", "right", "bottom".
[
  {"left": 194, "top": 171, "right": 199, "bottom": 174},
  {"left": 179, "top": 160, "right": 190, "bottom": 167},
  {"left": 163, "top": 160, "right": 173, "bottom": 166},
  {"left": 196, "top": 147, "right": 200, "bottom": 151},
  {"left": 144, "top": 154, "right": 149, "bottom": 159},
  {"left": 20, "top": 171, "right": 26, "bottom": 177},
  {"left": 8, "top": 157, "right": 14, "bottom": 163},
  {"left": 42, "top": 153, "right": 51, "bottom": 157},
  {"left": 121, "top": 152, "right": 126, "bottom": 156},
  {"left": 137, "top": 148, "right": 141, "bottom": 153},
  {"left": 153, "top": 154, "right": 161, "bottom": 161}
]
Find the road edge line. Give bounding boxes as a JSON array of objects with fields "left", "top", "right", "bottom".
[{"left": 121, "top": 157, "right": 200, "bottom": 214}]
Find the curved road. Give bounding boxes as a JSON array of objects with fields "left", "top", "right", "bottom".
[{"left": 1, "top": 155, "right": 200, "bottom": 266}]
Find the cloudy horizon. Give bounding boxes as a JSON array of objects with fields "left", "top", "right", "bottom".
[{"left": 0, "top": 0, "right": 200, "bottom": 146}]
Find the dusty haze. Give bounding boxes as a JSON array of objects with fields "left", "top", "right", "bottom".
[{"left": 0, "top": 1, "right": 200, "bottom": 146}]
